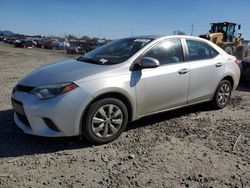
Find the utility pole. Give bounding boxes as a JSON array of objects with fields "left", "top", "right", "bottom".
[{"left": 191, "top": 23, "right": 194, "bottom": 36}]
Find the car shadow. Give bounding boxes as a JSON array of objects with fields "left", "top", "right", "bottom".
[
  {"left": 0, "top": 109, "right": 91, "bottom": 158},
  {"left": 127, "top": 102, "right": 212, "bottom": 131},
  {"left": 0, "top": 103, "right": 213, "bottom": 158}
]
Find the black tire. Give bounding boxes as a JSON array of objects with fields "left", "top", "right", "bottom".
[
  {"left": 83, "top": 98, "right": 128, "bottom": 145},
  {"left": 212, "top": 80, "right": 232, "bottom": 109}
]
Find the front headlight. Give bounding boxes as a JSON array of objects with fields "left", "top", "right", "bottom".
[{"left": 31, "top": 82, "right": 78, "bottom": 99}]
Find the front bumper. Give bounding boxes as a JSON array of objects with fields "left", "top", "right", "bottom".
[{"left": 11, "top": 87, "right": 93, "bottom": 137}]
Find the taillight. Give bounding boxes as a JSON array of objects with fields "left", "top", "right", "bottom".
[{"left": 235, "top": 59, "right": 241, "bottom": 66}]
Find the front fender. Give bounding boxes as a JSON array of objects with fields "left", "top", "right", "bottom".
[{"left": 77, "top": 75, "right": 138, "bottom": 121}]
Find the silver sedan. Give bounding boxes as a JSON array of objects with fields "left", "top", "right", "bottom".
[{"left": 11, "top": 35, "right": 240, "bottom": 144}]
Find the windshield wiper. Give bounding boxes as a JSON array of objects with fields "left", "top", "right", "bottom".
[{"left": 76, "top": 57, "right": 101, "bottom": 64}]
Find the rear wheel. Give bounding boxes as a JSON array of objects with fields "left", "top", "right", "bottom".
[
  {"left": 83, "top": 98, "right": 128, "bottom": 144},
  {"left": 212, "top": 80, "right": 232, "bottom": 109}
]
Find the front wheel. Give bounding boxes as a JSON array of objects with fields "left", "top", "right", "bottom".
[
  {"left": 212, "top": 80, "right": 232, "bottom": 109},
  {"left": 83, "top": 98, "right": 128, "bottom": 144}
]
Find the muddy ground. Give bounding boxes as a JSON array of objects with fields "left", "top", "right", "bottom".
[{"left": 0, "top": 42, "right": 250, "bottom": 188}]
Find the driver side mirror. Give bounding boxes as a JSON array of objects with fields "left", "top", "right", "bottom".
[
  {"left": 238, "top": 24, "right": 241, "bottom": 30},
  {"left": 140, "top": 57, "right": 160, "bottom": 69}
]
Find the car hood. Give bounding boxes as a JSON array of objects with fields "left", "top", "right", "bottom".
[{"left": 19, "top": 59, "right": 114, "bottom": 87}]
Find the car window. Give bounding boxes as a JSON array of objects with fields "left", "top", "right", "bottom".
[
  {"left": 142, "top": 39, "right": 184, "bottom": 65},
  {"left": 80, "top": 38, "right": 153, "bottom": 65},
  {"left": 186, "top": 40, "right": 219, "bottom": 61}
]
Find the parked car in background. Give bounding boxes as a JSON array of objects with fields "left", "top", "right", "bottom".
[
  {"left": 11, "top": 35, "right": 240, "bottom": 144},
  {"left": 59, "top": 41, "right": 70, "bottom": 49},
  {"left": 14, "top": 39, "right": 36, "bottom": 48},
  {"left": 243, "top": 40, "right": 250, "bottom": 47},
  {"left": 3, "top": 37, "right": 16, "bottom": 44},
  {"left": 36, "top": 39, "right": 47, "bottom": 48},
  {"left": 41, "top": 40, "right": 57, "bottom": 49},
  {"left": 37, "top": 38, "right": 66, "bottom": 50},
  {"left": 241, "top": 40, "right": 250, "bottom": 83},
  {"left": 242, "top": 40, "right": 250, "bottom": 58},
  {"left": 65, "top": 41, "right": 90, "bottom": 54},
  {"left": 65, "top": 39, "right": 109, "bottom": 54}
]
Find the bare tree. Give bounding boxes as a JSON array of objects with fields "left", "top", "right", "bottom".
[
  {"left": 81, "top": 35, "right": 91, "bottom": 41},
  {"left": 173, "top": 30, "right": 186, "bottom": 35},
  {"left": 65, "top": 34, "right": 78, "bottom": 40}
]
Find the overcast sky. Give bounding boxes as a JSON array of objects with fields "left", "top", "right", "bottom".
[{"left": 0, "top": 0, "right": 250, "bottom": 39}]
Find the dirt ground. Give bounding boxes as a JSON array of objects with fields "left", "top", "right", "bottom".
[{"left": 0, "top": 42, "right": 250, "bottom": 188}]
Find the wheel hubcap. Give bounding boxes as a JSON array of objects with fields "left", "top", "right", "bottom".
[
  {"left": 217, "top": 83, "right": 230, "bottom": 106},
  {"left": 91, "top": 104, "right": 123, "bottom": 138}
]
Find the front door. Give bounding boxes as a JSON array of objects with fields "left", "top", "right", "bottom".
[{"left": 134, "top": 39, "right": 190, "bottom": 116}]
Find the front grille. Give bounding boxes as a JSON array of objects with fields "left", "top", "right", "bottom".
[
  {"left": 16, "top": 112, "right": 31, "bottom": 128},
  {"left": 43, "top": 118, "right": 59, "bottom": 132},
  {"left": 16, "top": 85, "right": 35, "bottom": 93}
]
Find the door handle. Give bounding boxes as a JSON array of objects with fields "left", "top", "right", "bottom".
[
  {"left": 178, "top": 69, "right": 189, "bottom": 74},
  {"left": 215, "top": 62, "right": 223, "bottom": 67}
]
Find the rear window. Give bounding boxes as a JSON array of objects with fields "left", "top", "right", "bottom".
[{"left": 186, "top": 40, "right": 219, "bottom": 61}]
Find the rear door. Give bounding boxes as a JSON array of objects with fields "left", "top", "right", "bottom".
[{"left": 185, "top": 39, "right": 225, "bottom": 103}]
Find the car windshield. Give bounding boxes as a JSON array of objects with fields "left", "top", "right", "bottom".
[{"left": 77, "top": 38, "right": 153, "bottom": 65}]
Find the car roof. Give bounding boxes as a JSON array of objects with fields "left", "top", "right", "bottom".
[
  {"left": 127, "top": 35, "right": 229, "bottom": 58},
  {"left": 121, "top": 35, "right": 228, "bottom": 54},
  {"left": 123, "top": 35, "right": 163, "bottom": 40},
  {"left": 125, "top": 35, "right": 210, "bottom": 41}
]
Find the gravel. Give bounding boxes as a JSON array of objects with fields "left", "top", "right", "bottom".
[{"left": 0, "top": 42, "right": 250, "bottom": 187}]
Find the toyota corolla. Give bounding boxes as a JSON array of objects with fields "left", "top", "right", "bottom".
[{"left": 11, "top": 35, "right": 240, "bottom": 144}]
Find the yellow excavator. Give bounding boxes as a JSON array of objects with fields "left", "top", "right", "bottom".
[{"left": 199, "top": 22, "right": 247, "bottom": 60}]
